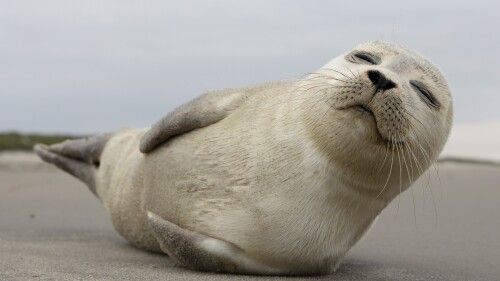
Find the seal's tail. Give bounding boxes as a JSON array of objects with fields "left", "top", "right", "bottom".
[{"left": 33, "top": 133, "right": 113, "bottom": 196}]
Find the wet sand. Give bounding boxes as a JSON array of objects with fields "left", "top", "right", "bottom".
[{"left": 1, "top": 152, "right": 499, "bottom": 280}]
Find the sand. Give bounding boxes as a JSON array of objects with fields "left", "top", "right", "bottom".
[{"left": 1, "top": 152, "right": 499, "bottom": 281}]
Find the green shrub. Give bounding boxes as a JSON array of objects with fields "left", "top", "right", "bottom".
[{"left": 0, "top": 132, "right": 86, "bottom": 151}]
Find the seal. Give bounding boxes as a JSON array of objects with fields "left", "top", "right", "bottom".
[{"left": 34, "top": 41, "right": 453, "bottom": 275}]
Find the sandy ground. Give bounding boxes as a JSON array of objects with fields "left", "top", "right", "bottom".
[{"left": 0, "top": 152, "right": 499, "bottom": 281}]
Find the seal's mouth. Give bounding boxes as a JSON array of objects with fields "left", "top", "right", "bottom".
[{"left": 351, "top": 104, "right": 404, "bottom": 147}]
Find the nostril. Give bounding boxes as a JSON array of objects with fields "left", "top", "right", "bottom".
[
  {"left": 382, "top": 80, "right": 396, "bottom": 91},
  {"left": 367, "top": 70, "right": 396, "bottom": 91},
  {"left": 368, "top": 70, "right": 382, "bottom": 86}
]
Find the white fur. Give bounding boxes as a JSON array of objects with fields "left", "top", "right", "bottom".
[{"left": 198, "top": 239, "right": 284, "bottom": 274}]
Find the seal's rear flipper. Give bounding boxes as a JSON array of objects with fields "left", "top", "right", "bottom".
[
  {"left": 46, "top": 133, "right": 113, "bottom": 166},
  {"left": 146, "top": 211, "right": 282, "bottom": 275},
  {"left": 34, "top": 144, "right": 97, "bottom": 194},
  {"left": 33, "top": 133, "right": 112, "bottom": 196}
]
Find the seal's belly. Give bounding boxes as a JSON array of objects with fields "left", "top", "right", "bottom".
[
  {"left": 142, "top": 128, "right": 255, "bottom": 229},
  {"left": 139, "top": 113, "right": 275, "bottom": 246},
  {"left": 139, "top": 119, "right": 342, "bottom": 265}
]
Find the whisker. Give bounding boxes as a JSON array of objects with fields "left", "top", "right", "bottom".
[
  {"left": 344, "top": 66, "right": 357, "bottom": 79},
  {"left": 377, "top": 135, "right": 394, "bottom": 198},
  {"left": 394, "top": 134, "right": 403, "bottom": 219},
  {"left": 323, "top": 68, "right": 355, "bottom": 80},
  {"left": 403, "top": 118, "right": 439, "bottom": 226},
  {"left": 399, "top": 131, "right": 417, "bottom": 224}
]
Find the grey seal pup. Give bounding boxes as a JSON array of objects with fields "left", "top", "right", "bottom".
[{"left": 35, "top": 41, "right": 453, "bottom": 275}]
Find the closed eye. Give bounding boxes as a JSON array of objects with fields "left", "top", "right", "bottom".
[
  {"left": 410, "top": 80, "right": 440, "bottom": 108},
  {"left": 347, "top": 51, "right": 381, "bottom": 65}
]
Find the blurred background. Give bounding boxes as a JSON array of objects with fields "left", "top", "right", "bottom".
[{"left": 1, "top": 0, "right": 499, "bottom": 160}]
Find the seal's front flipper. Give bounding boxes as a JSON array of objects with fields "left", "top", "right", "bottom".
[
  {"left": 139, "top": 88, "right": 249, "bottom": 153},
  {"left": 146, "top": 211, "right": 282, "bottom": 275},
  {"left": 140, "top": 81, "right": 288, "bottom": 153}
]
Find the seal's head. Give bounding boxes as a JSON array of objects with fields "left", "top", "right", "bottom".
[{"left": 301, "top": 41, "right": 453, "bottom": 201}]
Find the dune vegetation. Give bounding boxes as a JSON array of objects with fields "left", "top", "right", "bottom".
[{"left": 0, "top": 132, "right": 85, "bottom": 151}]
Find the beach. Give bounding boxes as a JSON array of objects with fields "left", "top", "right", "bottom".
[{"left": 1, "top": 152, "right": 498, "bottom": 281}]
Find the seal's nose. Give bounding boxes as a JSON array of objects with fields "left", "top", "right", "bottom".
[{"left": 367, "top": 70, "right": 396, "bottom": 91}]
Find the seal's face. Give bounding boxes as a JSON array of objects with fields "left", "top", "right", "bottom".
[{"left": 302, "top": 41, "right": 453, "bottom": 198}]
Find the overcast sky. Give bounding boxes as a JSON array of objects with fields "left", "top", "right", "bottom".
[{"left": 1, "top": 0, "right": 499, "bottom": 134}]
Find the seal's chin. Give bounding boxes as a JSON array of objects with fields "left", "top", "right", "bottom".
[{"left": 353, "top": 105, "right": 373, "bottom": 117}]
